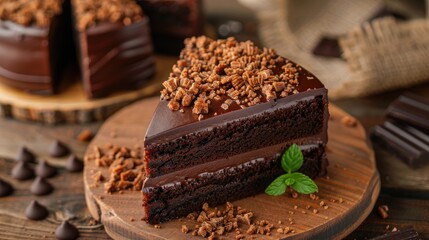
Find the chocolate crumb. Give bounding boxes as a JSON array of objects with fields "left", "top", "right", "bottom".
[
  {"left": 377, "top": 206, "right": 389, "bottom": 219},
  {"left": 77, "top": 129, "right": 93, "bottom": 142},
  {"left": 341, "top": 116, "right": 357, "bottom": 127},
  {"left": 181, "top": 225, "right": 189, "bottom": 234}
]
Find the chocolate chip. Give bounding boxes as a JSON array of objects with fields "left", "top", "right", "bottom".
[
  {"left": 0, "top": 178, "right": 14, "bottom": 197},
  {"left": 11, "top": 161, "right": 35, "bottom": 180},
  {"left": 66, "top": 155, "right": 84, "bottom": 172},
  {"left": 25, "top": 200, "right": 49, "bottom": 220},
  {"left": 30, "top": 177, "right": 53, "bottom": 196},
  {"left": 16, "top": 146, "right": 36, "bottom": 163},
  {"left": 35, "top": 160, "right": 57, "bottom": 178},
  {"left": 49, "top": 140, "right": 70, "bottom": 157},
  {"left": 55, "top": 221, "right": 79, "bottom": 240}
]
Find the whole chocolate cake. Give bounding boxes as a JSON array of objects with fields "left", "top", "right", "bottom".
[
  {"left": 72, "top": 0, "right": 155, "bottom": 98},
  {"left": 142, "top": 36, "right": 329, "bottom": 223},
  {"left": 136, "top": 0, "right": 203, "bottom": 54},
  {"left": 0, "top": 0, "right": 72, "bottom": 94}
]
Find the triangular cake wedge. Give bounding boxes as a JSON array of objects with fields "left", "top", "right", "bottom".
[{"left": 143, "top": 36, "right": 329, "bottom": 223}]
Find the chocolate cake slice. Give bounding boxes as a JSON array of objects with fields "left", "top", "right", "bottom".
[
  {"left": 0, "top": 0, "right": 72, "bottom": 94},
  {"left": 142, "top": 36, "right": 329, "bottom": 223},
  {"left": 71, "top": 0, "right": 156, "bottom": 98}
]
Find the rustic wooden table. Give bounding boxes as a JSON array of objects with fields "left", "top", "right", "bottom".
[
  {"left": 1, "top": 83, "right": 428, "bottom": 240},
  {"left": 1, "top": 13, "right": 429, "bottom": 240}
]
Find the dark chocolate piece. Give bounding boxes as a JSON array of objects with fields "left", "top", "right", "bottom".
[
  {"left": 0, "top": 178, "right": 14, "bottom": 197},
  {"left": 369, "top": 227, "right": 422, "bottom": 240},
  {"left": 35, "top": 160, "right": 57, "bottom": 178},
  {"left": 25, "top": 200, "right": 49, "bottom": 220},
  {"left": 373, "top": 120, "right": 429, "bottom": 168},
  {"left": 30, "top": 177, "right": 54, "bottom": 196},
  {"left": 66, "top": 155, "right": 84, "bottom": 172},
  {"left": 49, "top": 140, "right": 70, "bottom": 157},
  {"left": 16, "top": 146, "right": 36, "bottom": 163},
  {"left": 55, "top": 220, "right": 79, "bottom": 240},
  {"left": 386, "top": 93, "right": 429, "bottom": 131},
  {"left": 11, "top": 161, "right": 35, "bottom": 180},
  {"left": 312, "top": 37, "right": 342, "bottom": 58}
]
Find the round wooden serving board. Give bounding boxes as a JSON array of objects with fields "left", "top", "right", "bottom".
[
  {"left": 0, "top": 56, "right": 177, "bottom": 125},
  {"left": 83, "top": 97, "right": 380, "bottom": 240}
]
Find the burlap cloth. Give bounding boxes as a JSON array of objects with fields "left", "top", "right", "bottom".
[{"left": 238, "top": 0, "right": 429, "bottom": 98}]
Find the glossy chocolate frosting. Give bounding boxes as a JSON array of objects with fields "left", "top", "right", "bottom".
[
  {"left": 0, "top": 21, "right": 53, "bottom": 94},
  {"left": 75, "top": 18, "right": 156, "bottom": 98},
  {"left": 145, "top": 66, "right": 326, "bottom": 146}
]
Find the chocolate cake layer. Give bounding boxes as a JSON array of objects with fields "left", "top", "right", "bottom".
[
  {"left": 74, "top": 19, "right": 156, "bottom": 98},
  {"left": 145, "top": 90, "right": 328, "bottom": 177},
  {"left": 0, "top": 1, "right": 71, "bottom": 95},
  {"left": 143, "top": 142, "right": 327, "bottom": 223}
]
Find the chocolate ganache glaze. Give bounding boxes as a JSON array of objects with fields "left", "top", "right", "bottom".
[{"left": 145, "top": 62, "right": 326, "bottom": 144}]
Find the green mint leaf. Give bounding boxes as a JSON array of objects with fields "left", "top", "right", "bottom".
[
  {"left": 265, "top": 174, "right": 288, "bottom": 196},
  {"left": 289, "top": 172, "right": 318, "bottom": 194},
  {"left": 281, "top": 144, "right": 303, "bottom": 173},
  {"left": 284, "top": 176, "right": 295, "bottom": 186}
]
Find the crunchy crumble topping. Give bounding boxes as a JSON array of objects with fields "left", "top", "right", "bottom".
[
  {"left": 161, "top": 36, "right": 301, "bottom": 117},
  {"left": 86, "top": 143, "right": 146, "bottom": 193},
  {"left": 182, "top": 202, "right": 294, "bottom": 239},
  {"left": 72, "top": 0, "right": 143, "bottom": 31},
  {"left": 0, "top": 0, "right": 63, "bottom": 27}
]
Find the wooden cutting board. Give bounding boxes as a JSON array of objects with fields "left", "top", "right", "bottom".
[
  {"left": 83, "top": 97, "right": 380, "bottom": 240},
  {"left": 0, "top": 56, "right": 177, "bottom": 125}
]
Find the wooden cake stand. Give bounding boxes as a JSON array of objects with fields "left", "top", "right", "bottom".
[
  {"left": 0, "top": 56, "right": 177, "bottom": 125},
  {"left": 83, "top": 97, "right": 380, "bottom": 239}
]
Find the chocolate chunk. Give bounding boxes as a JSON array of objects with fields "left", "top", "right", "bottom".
[
  {"left": 312, "top": 37, "right": 342, "bottom": 58},
  {"left": 35, "top": 160, "right": 57, "bottom": 178},
  {"left": 368, "top": 227, "right": 422, "bottom": 240},
  {"left": 11, "top": 161, "right": 35, "bottom": 180},
  {"left": 373, "top": 120, "right": 429, "bottom": 168},
  {"left": 49, "top": 140, "right": 70, "bottom": 157},
  {"left": 66, "top": 155, "right": 84, "bottom": 172},
  {"left": 16, "top": 146, "right": 36, "bottom": 163},
  {"left": 386, "top": 93, "right": 429, "bottom": 131},
  {"left": 55, "top": 221, "right": 80, "bottom": 240},
  {"left": 25, "top": 200, "right": 49, "bottom": 220},
  {"left": 30, "top": 177, "right": 54, "bottom": 196},
  {"left": 0, "top": 178, "right": 14, "bottom": 197}
]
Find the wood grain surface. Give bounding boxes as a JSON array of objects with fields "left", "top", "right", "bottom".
[
  {"left": 83, "top": 97, "right": 380, "bottom": 240},
  {"left": 0, "top": 56, "right": 177, "bottom": 125}
]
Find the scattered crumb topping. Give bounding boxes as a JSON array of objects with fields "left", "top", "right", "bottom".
[
  {"left": 0, "top": 0, "right": 63, "bottom": 27},
  {"left": 377, "top": 205, "right": 389, "bottom": 219},
  {"left": 182, "top": 202, "right": 295, "bottom": 239},
  {"left": 161, "top": 36, "right": 301, "bottom": 117},
  {"left": 86, "top": 143, "right": 145, "bottom": 193},
  {"left": 72, "top": 0, "right": 143, "bottom": 31}
]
